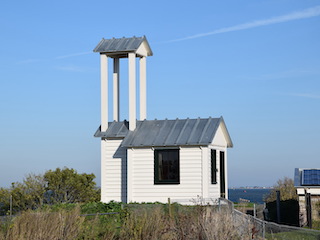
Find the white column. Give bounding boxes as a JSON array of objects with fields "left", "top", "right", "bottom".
[
  {"left": 139, "top": 56, "right": 147, "bottom": 120},
  {"left": 100, "top": 54, "right": 108, "bottom": 132},
  {"left": 113, "top": 58, "right": 120, "bottom": 121},
  {"left": 128, "top": 53, "right": 136, "bottom": 130}
]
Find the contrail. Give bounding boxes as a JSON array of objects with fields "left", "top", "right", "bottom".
[
  {"left": 55, "top": 51, "right": 92, "bottom": 59},
  {"left": 167, "top": 5, "right": 320, "bottom": 43}
]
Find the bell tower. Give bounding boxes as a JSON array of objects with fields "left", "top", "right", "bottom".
[{"left": 93, "top": 36, "right": 153, "bottom": 131}]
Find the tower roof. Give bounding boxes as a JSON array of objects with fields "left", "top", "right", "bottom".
[{"left": 93, "top": 36, "right": 153, "bottom": 58}]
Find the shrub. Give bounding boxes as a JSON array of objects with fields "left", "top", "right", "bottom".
[
  {"left": 265, "top": 177, "right": 298, "bottom": 202},
  {"left": 81, "top": 201, "right": 123, "bottom": 214}
]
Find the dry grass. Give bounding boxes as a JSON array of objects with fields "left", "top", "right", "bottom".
[
  {"left": 0, "top": 204, "right": 254, "bottom": 240},
  {"left": 79, "top": 214, "right": 117, "bottom": 240},
  {"left": 201, "top": 208, "right": 245, "bottom": 240},
  {"left": 119, "top": 205, "right": 250, "bottom": 240},
  {"left": 119, "top": 205, "right": 169, "bottom": 240},
  {"left": 5, "top": 207, "right": 83, "bottom": 240}
]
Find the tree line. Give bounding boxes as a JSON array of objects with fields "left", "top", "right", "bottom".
[{"left": 0, "top": 167, "right": 100, "bottom": 215}]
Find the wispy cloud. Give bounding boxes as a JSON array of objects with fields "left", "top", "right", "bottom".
[
  {"left": 289, "top": 93, "right": 320, "bottom": 99},
  {"left": 167, "top": 5, "right": 320, "bottom": 43},
  {"left": 18, "top": 51, "right": 92, "bottom": 65},
  {"left": 241, "top": 68, "right": 320, "bottom": 81},
  {"left": 55, "top": 65, "right": 87, "bottom": 72},
  {"left": 55, "top": 51, "right": 92, "bottom": 59}
]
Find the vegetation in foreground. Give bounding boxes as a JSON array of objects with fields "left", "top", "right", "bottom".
[
  {"left": 266, "top": 230, "right": 320, "bottom": 240},
  {"left": 0, "top": 167, "right": 100, "bottom": 215},
  {"left": 0, "top": 202, "right": 256, "bottom": 240},
  {"left": 264, "top": 177, "right": 298, "bottom": 202}
]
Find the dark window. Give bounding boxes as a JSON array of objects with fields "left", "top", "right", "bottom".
[
  {"left": 211, "top": 149, "right": 217, "bottom": 184},
  {"left": 154, "top": 149, "right": 180, "bottom": 184}
]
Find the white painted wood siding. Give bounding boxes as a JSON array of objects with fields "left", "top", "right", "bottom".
[
  {"left": 208, "top": 147, "right": 220, "bottom": 200},
  {"left": 212, "top": 124, "right": 228, "bottom": 148},
  {"left": 130, "top": 147, "right": 203, "bottom": 203},
  {"left": 101, "top": 139, "right": 127, "bottom": 203},
  {"left": 209, "top": 124, "right": 228, "bottom": 199}
]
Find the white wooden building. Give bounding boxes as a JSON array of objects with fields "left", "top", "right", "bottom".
[{"left": 93, "top": 36, "right": 233, "bottom": 204}]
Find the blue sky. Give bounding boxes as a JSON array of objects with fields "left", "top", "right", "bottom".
[{"left": 1, "top": 0, "right": 319, "bottom": 188}]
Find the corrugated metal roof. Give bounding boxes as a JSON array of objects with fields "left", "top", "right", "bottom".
[
  {"left": 93, "top": 36, "right": 153, "bottom": 56},
  {"left": 94, "top": 117, "right": 233, "bottom": 147},
  {"left": 121, "top": 118, "right": 222, "bottom": 147},
  {"left": 94, "top": 121, "right": 129, "bottom": 138}
]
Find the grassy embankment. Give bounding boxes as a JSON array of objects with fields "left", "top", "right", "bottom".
[
  {"left": 1, "top": 201, "right": 320, "bottom": 240},
  {"left": 0, "top": 201, "right": 254, "bottom": 240}
]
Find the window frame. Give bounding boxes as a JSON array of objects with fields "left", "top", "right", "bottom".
[
  {"left": 154, "top": 149, "right": 180, "bottom": 185},
  {"left": 220, "top": 151, "right": 226, "bottom": 198},
  {"left": 211, "top": 149, "right": 217, "bottom": 184}
]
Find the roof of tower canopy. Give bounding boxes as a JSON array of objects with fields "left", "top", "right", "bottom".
[{"left": 93, "top": 36, "right": 153, "bottom": 58}]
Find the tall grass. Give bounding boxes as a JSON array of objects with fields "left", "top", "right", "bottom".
[
  {"left": 0, "top": 203, "right": 254, "bottom": 240},
  {"left": 4, "top": 207, "right": 83, "bottom": 240}
]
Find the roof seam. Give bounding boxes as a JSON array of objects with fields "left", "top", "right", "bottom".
[
  {"left": 164, "top": 118, "right": 180, "bottom": 146},
  {"left": 186, "top": 118, "right": 201, "bottom": 144},
  {"left": 174, "top": 118, "right": 189, "bottom": 145},
  {"left": 151, "top": 120, "right": 165, "bottom": 146},
  {"left": 125, "top": 120, "right": 143, "bottom": 146},
  {"left": 199, "top": 117, "right": 212, "bottom": 143},
  {"left": 152, "top": 119, "right": 167, "bottom": 146}
]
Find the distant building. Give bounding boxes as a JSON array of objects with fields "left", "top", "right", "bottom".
[
  {"left": 93, "top": 36, "right": 233, "bottom": 204},
  {"left": 294, "top": 168, "right": 320, "bottom": 226}
]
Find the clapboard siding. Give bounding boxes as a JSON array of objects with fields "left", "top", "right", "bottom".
[
  {"left": 210, "top": 125, "right": 228, "bottom": 198},
  {"left": 208, "top": 145, "right": 228, "bottom": 199},
  {"left": 101, "top": 138, "right": 229, "bottom": 204},
  {"left": 101, "top": 139, "right": 127, "bottom": 203},
  {"left": 130, "top": 147, "right": 202, "bottom": 203}
]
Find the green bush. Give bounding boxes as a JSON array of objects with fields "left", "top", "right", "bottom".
[{"left": 81, "top": 201, "right": 123, "bottom": 214}]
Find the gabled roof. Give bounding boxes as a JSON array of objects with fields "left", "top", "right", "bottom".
[
  {"left": 94, "top": 117, "right": 233, "bottom": 148},
  {"left": 93, "top": 36, "right": 153, "bottom": 57}
]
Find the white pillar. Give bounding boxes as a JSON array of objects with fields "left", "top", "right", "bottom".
[
  {"left": 113, "top": 58, "right": 120, "bottom": 121},
  {"left": 128, "top": 53, "right": 136, "bottom": 130},
  {"left": 139, "top": 56, "right": 147, "bottom": 120},
  {"left": 100, "top": 54, "right": 108, "bottom": 132}
]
